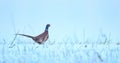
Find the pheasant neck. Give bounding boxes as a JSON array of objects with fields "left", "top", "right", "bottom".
[{"left": 45, "top": 26, "right": 49, "bottom": 31}]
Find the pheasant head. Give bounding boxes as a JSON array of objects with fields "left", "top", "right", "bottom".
[{"left": 45, "top": 24, "right": 50, "bottom": 31}]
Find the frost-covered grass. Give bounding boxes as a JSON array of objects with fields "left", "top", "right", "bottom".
[{"left": 0, "top": 40, "right": 120, "bottom": 63}]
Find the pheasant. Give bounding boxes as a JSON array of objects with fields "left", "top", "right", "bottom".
[{"left": 17, "top": 24, "right": 50, "bottom": 44}]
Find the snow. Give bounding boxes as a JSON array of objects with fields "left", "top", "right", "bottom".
[{"left": 0, "top": 41, "right": 120, "bottom": 63}]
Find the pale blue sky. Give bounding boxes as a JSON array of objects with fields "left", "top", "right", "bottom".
[{"left": 0, "top": 0, "right": 120, "bottom": 42}]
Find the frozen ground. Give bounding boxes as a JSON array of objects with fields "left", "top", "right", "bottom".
[{"left": 0, "top": 41, "right": 120, "bottom": 63}]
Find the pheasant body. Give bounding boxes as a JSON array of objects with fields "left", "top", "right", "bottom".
[{"left": 17, "top": 24, "right": 50, "bottom": 44}]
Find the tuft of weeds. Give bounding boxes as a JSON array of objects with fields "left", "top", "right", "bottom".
[
  {"left": 9, "top": 33, "right": 18, "bottom": 48},
  {"left": 116, "top": 42, "right": 120, "bottom": 45}
]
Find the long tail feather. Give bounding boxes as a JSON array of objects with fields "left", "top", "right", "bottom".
[{"left": 16, "top": 34, "right": 34, "bottom": 38}]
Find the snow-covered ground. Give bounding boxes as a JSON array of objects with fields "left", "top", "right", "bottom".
[{"left": 0, "top": 41, "right": 120, "bottom": 63}]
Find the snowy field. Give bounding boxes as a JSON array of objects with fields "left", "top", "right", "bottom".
[{"left": 0, "top": 40, "right": 120, "bottom": 63}]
